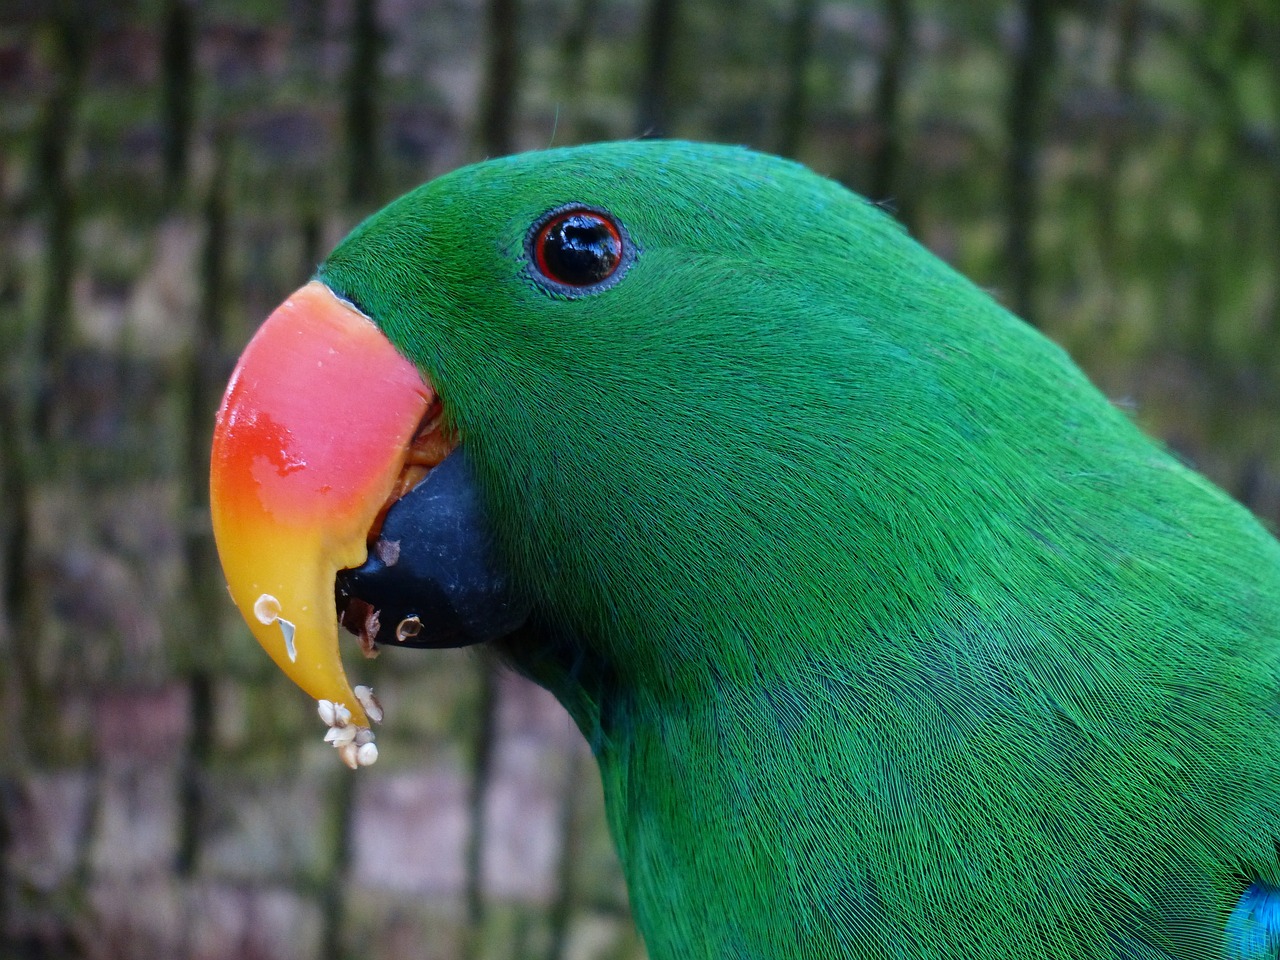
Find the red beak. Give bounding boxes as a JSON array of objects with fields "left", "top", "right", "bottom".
[{"left": 209, "top": 281, "right": 434, "bottom": 726}]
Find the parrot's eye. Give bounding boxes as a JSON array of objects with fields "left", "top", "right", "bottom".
[{"left": 528, "top": 205, "right": 631, "bottom": 294}]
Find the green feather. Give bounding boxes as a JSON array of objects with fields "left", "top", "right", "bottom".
[{"left": 318, "top": 141, "right": 1280, "bottom": 960}]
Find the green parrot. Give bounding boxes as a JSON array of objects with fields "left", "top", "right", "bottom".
[{"left": 208, "top": 140, "right": 1280, "bottom": 959}]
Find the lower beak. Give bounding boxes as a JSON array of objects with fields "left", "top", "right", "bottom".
[{"left": 209, "top": 281, "right": 434, "bottom": 726}]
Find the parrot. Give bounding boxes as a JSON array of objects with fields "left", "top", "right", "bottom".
[{"left": 207, "top": 140, "right": 1280, "bottom": 959}]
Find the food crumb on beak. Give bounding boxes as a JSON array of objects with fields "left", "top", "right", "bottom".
[
  {"left": 376, "top": 539, "right": 401, "bottom": 566},
  {"left": 253, "top": 593, "right": 298, "bottom": 662},
  {"left": 395, "top": 615, "right": 422, "bottom": 644},
  {"left": 354, "top": 684, "right": 384, "bottom": 723},
  {"left": 317, "top": 690, "right": 382, "bottom": 768},
  {"left": 339, "top": 597, "right": 383, "bottom": 659}
]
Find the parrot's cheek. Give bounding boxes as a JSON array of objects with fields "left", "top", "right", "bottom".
[{"left": 209, "top": 281, "right": 451, "bottom": 728}]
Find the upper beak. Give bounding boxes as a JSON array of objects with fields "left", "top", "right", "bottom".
[{"left": 209, "top": 281, "right": 434, "bottom": 726}]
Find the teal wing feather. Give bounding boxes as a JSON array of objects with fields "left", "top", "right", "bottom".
[{"left": 1229, "top": 884, "right": 1280, "bottom": 960}]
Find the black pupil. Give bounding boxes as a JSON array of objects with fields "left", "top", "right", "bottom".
[{"left": 542, "top": 214, "right": 621, "bottom": 285}]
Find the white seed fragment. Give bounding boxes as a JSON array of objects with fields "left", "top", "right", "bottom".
[
  {"left": 338, "top": 741, "right": 360, "bottom": 770},
  {"left": 253, "top": 594, "right": 282, "bottom": 624},
  {"left": 316, "top": 696, "right": 378, "bottom": 770},
  {"left": 376, "top": 539, "right": 401, "bottom": 566},
  {"left": 278, "top": 617, "right": 298, "bottom": 662},
  {"left": 325, "top": 725, "right": 357, "bottom": 746},
  {"left": 396, "top": 616, "right": 422, "bottom": 643},
  {"left": 253, "top": 594, "right": 297, "bottom": 661},
  {"left": 335, "top": 725, "right": 357, "bottom": 745},
  {"left": 354, "top": 685, "right": 384, "bottom": 724}
]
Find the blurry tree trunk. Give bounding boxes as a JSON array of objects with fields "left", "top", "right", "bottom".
[
  {"left": 14, "top": 9, "right": 86, "bottom": 748},
  {"left": 462, "top": 661, "right": 499, "bottom": 960},
  {"left": 301, "top": 208, "right": 324, "bottom": 279},
  {"left": 867, "top": 0, "right": 912, "bottom": 206},
  {"left": 320, "top": 772, "right": 357, "bottom": 957},
  {"left": 775, "top": 0, "right": 817, "bottom": 159},
  {"left": 1234, "top": 456, "right": 1265, "bottom": 515},
  {"left": 0, "top": 775, "right": 8, "bottom": 954},
  {"left": 161, "top": 0, "right": 196, "bottom": 201},
  {"left": 1156, "top": 6, "right": 1252, "bottom": 365},
  {"left": 636, "top": 0, "right": 679, "bottom": 137},
  {"left": 33, "top": 10, "right": 88, "bottom": 442},
  {"left": 176, "top": 675, "right": 213, "bottom": 875},
  {"left": 467, "top": 10, "right": 526, "bottom": 953},
  {"left": 1267, "top": 14, "right": 1280, "bottom": 360},
  {"left": 1095, "top": 0, "right": 1138, "bottom": 275},
  {"left": 558, "top": 0, "right": 597, "bottom": 104},
  {"left": 467, "top": 2, "right": 522, "bottom": 946},
  {"left": 1, "top": 107, "right": 41, "bottom": 795},
  {"left": 478, "top": 0, "right": 520, "bottom": 156},
  {"left": 1188, "top": 161, "right": 1225, "bottom": 369},
  {"left": 176, "top": 145, "right": 230, "bottom": 877},
  {"left": 297, "top": 0, "right": 329, "bottom": 54},
  {"left": 0, "top": 394, "right": 44, "bottom": 748},
  {"left": 345, "top": 0, "right": 382, "bottom": 205},
  {"left": 0, "top": 394, "right": 28, "bottom": 674},
  {"left": 1004, "top": 0, "right": 1058, "bottom": 328},
  {"left": 1111, "top": 0, "right": 1139, "bottom": 111},
  {"left": 545, "top": 746, "right": 584, "bottom": 960},
  {"left": 294, "top": 0, "right": 331, "bottom": 92}
]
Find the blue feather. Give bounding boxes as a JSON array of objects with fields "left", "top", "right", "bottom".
[{"left": 1228, "top": 882, "right": 1280, "bottom": 959}]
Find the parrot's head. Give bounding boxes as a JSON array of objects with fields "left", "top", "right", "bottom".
[{"left": 210, "top": 140, "right": 1109, "bottom": 734}]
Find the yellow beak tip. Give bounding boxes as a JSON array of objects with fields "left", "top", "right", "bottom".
[{"left": 210, "top": 281, "right": 434, "bottom": 732}]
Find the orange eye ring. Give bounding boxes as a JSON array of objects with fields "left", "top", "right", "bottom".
[{"left": 528, "top": 205, "right": 631, "bottom": 293}]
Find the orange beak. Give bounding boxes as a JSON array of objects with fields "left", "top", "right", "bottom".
[{"left": 210, "top": 281, "right": 434, "bottom": 727}]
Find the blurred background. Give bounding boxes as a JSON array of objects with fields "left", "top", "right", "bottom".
[{"left": 1, "top": 0, "right": 1279, "bottom": 957}]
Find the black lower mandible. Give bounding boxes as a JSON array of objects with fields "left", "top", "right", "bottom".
[{"left": 335, "top": 446, "right": 531, "bottom": 648}]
